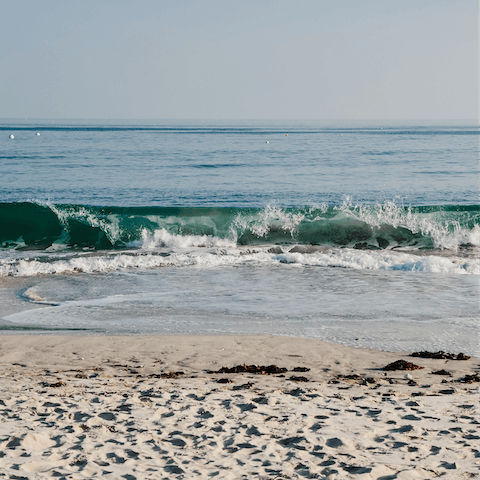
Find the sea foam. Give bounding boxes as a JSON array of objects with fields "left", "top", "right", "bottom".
[{"left": 1, "top": 245, "right": 477, "bottom": 277}]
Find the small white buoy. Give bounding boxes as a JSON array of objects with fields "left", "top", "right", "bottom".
[
  {"left": 9, "top": 134, "right": 14, "bottom": 139},
  {"left": 36, "top": 132, "right": 40, "bottom": 136},
  {"left": 340, "top": 133, "right": 343, "bottom": 136},
  {"left": 266, "top": 141, "right": 269, "bottom": 144}
]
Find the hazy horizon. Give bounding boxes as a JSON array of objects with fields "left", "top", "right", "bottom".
[
  {"left": 1, "top": 1, "right": 477, "bottom": 120},
  {"left": 1, "top": 118, "right": 478, "bottom": 123}
]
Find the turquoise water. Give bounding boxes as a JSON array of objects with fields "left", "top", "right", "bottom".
[{"left": 0, "top": 121, "right": 478, "bottom": 354}]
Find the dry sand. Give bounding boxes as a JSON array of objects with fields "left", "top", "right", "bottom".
[{"left": 0, "top": 335, "right": 478, "bottom": 479}]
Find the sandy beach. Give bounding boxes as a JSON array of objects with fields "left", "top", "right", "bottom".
[{"left": 0, "top": 335, "right": 478, "bottom": 479}]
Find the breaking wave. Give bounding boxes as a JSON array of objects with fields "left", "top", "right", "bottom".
[{"left": 1, "top": 201, "right": 478, "bottom": 252}]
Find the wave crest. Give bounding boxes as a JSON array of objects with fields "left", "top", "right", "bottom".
[{"left": 0, "top": 201, "right": 478, "bottom": 252}]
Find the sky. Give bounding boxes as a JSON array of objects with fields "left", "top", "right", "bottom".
[{"left": 0, "top": 0, "right": 477, "bottom": 120}]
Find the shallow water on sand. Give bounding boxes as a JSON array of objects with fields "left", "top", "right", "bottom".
[{"left": 2, "top": 262, "right": 478, "bottom": 355}]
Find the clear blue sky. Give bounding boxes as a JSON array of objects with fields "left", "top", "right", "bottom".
[{"left": 0, "top": 0, "right": 477, "bottom": 120}]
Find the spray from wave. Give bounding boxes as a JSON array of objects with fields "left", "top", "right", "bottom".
[
  {"left": 129, "top": 228, "right": 236, "bottom": 250},
  {"left": 337, "top": 198, "right": 479, "bottom": 250}
]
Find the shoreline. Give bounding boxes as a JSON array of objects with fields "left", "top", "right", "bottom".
[
  {"left": 0, "top": 334, "right": 478, "bottom": 376},
  {"left": 0, "top": 323, "right": 478, "bottom": 358},
  {"left": 0, "top": 335, "right": 478, "bottom": 478}
]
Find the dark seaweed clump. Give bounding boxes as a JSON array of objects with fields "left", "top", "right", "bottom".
[
  {"left": 148, "top": 371, "right": 184, "bottom": 379},
  {"left": 430, "top": 370, "right": 452, "bottom": 376},
  {"left": 461, "top": 374, "right": 480, "bottom": 383},
  {"left": 411, "top": 351, "right": 470, "bottom": 360},
  {"left": 383, "top": 360, "right": 424, "bottom": 371},
  {"left": 210, "top": 364, "right": 287, "bottom": 375},
  {"left": 288, "top": 376, "right": 309, "bottom": 382}
]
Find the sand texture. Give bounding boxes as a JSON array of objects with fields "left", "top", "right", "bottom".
[{"left": 0, "top": 335, "right": 478, "bottom": 479}]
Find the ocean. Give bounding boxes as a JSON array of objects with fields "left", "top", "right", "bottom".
[{"left": 0, "top": 120, "right": 478, "bottom": 355}]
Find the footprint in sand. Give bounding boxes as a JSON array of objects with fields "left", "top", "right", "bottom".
[{"left": 21, "top": 433, "right": 56, "bottom": 450}]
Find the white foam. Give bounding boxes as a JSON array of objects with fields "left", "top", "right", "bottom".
[
  {"left": 338, "top": 199, "right": 480, "bottom": 249},
  {"left": 129, "top": 228, "right": 236, "bottom": 249},
  {"left": 23, "top": 287, "right": 46, "bottom": 303},
  {"left": 272, "top": 250, "right": 479, "bottom": 274},
  {"left": 233, "top": 205, "right": 304, "bottom": 239},
  {"left": 1, "top": 246, "right": 477, "bottom": 277},
  {"left": 23, "top": 287, "right": 58, "bottom": 305}
]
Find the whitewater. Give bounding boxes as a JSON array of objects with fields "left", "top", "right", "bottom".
[{"left": 0, "top": 120, "right": 478, "bottom": 355}]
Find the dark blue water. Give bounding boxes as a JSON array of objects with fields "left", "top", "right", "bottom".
[{"left": 1, "top": 120, "right": 477, "bottom": 207}]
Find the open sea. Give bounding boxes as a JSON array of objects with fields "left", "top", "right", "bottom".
[{"left": 0, "top": 120, "right": 478, "bottom": 355}]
